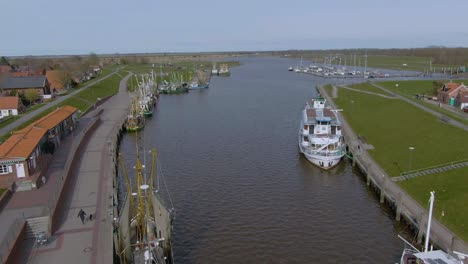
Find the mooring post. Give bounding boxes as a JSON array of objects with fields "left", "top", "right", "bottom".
[
  {"left": 380, "top": 190, "right": 385, "bottom": 204},
  {"left": 366, "top": 173, "right": 370, "bottom": 186},
  {"left": 417, "top": 214, "right": 425, "bottom": 244},
  {"left": 395, "top": 193, "right": 402, "bottom": 221}
]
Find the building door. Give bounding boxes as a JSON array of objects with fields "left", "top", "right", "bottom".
[{"left": 16, "top": 163, "right": 26, "bottom": 178}]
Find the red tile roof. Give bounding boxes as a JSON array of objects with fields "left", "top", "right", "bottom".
[
  {"left": 439, "top": 82, "right": 468, "bottom": 96},
  {"left": 46, "top": 70, "right": 68, "bottom": 90},
  {"left": 0, "top": 96, "right": 19, "bottom": 110},
  {"left": 0, "top": 105, "right": 78, "bottom": 159},
  {"left": 0, "top": 65, "right": 11, "bottom": 73}
]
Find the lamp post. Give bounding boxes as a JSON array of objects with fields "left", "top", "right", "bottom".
[{"left": 408, "top": 146, "right": 415, "bottom": 171}]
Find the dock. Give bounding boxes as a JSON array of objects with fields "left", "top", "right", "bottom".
[{"left": 317, "top": 84, "right": 468, "bottom": 254}]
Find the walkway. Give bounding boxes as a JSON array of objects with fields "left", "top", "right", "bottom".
[
  {"left": 23, "top": 73, "right": 131, "bottom": 264},
  {"left": 369, "top": 82, "right": 468, "bottom": 131},
  {"left": 0, "top": 67, "right": 122, "bottom": 137},
  {"left": 336, "top": 85, "right": 398, "bottom": 99},
  {"left": 392, "top": 160, "right": 468, "bottom": 182}
]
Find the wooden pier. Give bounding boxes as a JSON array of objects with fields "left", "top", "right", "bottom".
[{"left": 317, "top": 84, "right": 468, "bottom": 254}]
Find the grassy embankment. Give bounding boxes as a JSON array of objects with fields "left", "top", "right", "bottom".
[
  {"left": 125, "top": 61, "right": 241, "bottom": 92},
  {"left": 347, "top": 82, "right": 393, "bottom": 95},
  {"left": 0, "top": 188, "right": 5, "bottom": 196},
  {"left": 375, "top": 80, "right": 468, "bottom": 126},
  {"left": 0, "top": 70, "right": 126, "bottom": 142},
  {"left": 325, "top": 83, "right": 468, "bottom": 241}
]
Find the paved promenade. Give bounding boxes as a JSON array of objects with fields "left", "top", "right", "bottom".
[{"left": 8, "top": 73, "right": 131, "bottom": 264}]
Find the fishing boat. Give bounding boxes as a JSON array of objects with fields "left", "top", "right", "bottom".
[
  {"left": 399, "top": 192, "right": 467, "bottom": 264},
  {"left": 211, "top": 63, "right": 218, "bottom": 75},
  {"left": 158, "top": 75, "right": 189, "bottom": 94},
  {"left": 218, "top": 64, "right": 230, "bottom": 76},
  {"left": 298, "top": 97, "right": 345, "bottom": 169},
  {"left": 126, "top": 97, "right": 145, "bottom": 132},
  {"left": 116, "top": 136, "right": 174, "bottom": 264},
  {"left": 188, "top": 80, "right": 209, "bottom": 90}
]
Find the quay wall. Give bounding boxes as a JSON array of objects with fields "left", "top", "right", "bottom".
[{"left": 317, "top": 84, "right": 468, "bottom": 254}]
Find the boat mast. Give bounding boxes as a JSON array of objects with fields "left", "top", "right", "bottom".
[{"left": 424, "top": 191, "right": 435, "bottom": 252}]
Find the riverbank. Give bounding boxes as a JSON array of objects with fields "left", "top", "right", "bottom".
[{"left": 318, "top": 84, "right": 468, "bottom": 253}]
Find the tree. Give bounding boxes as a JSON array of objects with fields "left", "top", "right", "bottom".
[
  {"left": 24, "top": 90, "right": 40, "bottom": 104},
  {"left": 88, "top": 52, "right": 99, "bottom": 66},
  {"left": 0, "top": 56, "right": 9, "bottom": 66}
]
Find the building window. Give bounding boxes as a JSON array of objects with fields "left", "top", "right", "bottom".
[{"left": 0, "top": 165, "right": 11, "bottom": 174}]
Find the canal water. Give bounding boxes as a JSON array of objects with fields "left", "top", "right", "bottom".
[{"left": 119, "top": 57, "right": 409, "bottom": 263}]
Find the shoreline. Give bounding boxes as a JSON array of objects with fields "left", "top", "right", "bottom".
[{"left": 317, "top": 84, "right": 468, "bottom": 254}]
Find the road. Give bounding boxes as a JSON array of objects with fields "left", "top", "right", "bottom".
[{"left": 0, "top": 67, "right": 123, "bottom": 137}]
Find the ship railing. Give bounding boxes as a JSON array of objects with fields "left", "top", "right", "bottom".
[{"left": 303, "top": 149, "right": 345, "bottom": 157}]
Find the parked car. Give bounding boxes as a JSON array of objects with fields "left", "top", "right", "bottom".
[{"left": 463, "top": 106, "right": 468, "bottom": 113}]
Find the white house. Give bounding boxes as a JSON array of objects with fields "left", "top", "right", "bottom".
[{"left": 0, "top": 96, "right": 23, "bottom": 119}]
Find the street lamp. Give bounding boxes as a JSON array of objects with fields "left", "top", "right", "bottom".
[{"left": 408, "top": 146, "right": 415, "bottom": 171}]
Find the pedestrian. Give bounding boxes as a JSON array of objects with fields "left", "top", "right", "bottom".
[
  {"left": 41, "top": 176, "right": 46, "bottom": 185},
  {"left": 78, "top": 209, "right": 86, "bottom": 224},
  {"left": 89, "top": 213, "right": 93, "bottom": 221}
]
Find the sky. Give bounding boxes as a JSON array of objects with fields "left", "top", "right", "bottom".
[{"left": 1, "top": 0, "right": 468, "bottom": 56}]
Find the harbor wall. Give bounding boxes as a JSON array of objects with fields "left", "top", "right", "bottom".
[{"left": 317, "top": 84, "right": 468, "bottom": 254}]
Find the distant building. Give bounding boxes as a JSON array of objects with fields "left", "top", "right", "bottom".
[
  {"left": 0, "top": 105, "right": 78, "bottom": 189},
  {"left": 437, "top": 82, "right": 468, "bottom": 106},
  {"left": 46, "top": 70, "right": 71, "bottom": 91},
  {"left": 455, "top": 91, "right": 468, "bottom": 110},
  {"left": 0, "top": 96, "right": 24, "bottom": 118},
  {"left": 0, "top": 65, "right": 11, "bottom": 74},
  {"left": 0, "top": 75, "right": 51, "bottom": 97}
]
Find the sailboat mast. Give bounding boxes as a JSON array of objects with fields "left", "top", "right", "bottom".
[{"left": 424, "top": 191, "right": 435, "bottom": 252}]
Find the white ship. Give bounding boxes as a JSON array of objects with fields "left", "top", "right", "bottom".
[{"left": 298, "top": 97, "right": 345, "bottom": 169}]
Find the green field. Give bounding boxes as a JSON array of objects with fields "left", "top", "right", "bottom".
[
  {"left": 330, "top": 86, "right": 468, "bottom": 176},
  {"left": 348, "top": 82, "right": 392, "bottom": 95},
  {"left": 399, "top": 167, "right": 468, "bottom": 241},
  {"left": 326, "top": 83, "right": 468, "bottom": 241},
  {"left": 365, "top": 55, "right": 433, "bottom": 71},
  {"left": 375, "top": 81, "right": 468, "bottom": 126}
]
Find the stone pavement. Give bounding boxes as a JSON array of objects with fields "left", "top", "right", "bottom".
[{"left": 6, "top": 73, "right": 131, "bottom": 264}]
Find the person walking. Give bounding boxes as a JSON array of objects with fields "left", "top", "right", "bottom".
[{"left": 78, "top": 209, "right": 87, "bottom": 224}]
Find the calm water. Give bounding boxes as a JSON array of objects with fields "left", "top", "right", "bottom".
[{"left": 120, "top": 57, "right": 408, "bottom": 263}]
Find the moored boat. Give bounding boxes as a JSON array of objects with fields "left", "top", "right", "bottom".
[
  {"left": 399, "top": 192, "right": 467, "bottom": 264},
  {"left": 188, "top": 80, "right": 209, "bottom": 90},
  {"left": 218, "top": 63, "right": 230, "bottom": 76},
  {"left": 298, "top": 97, "right": 345, "bottom": 169}
]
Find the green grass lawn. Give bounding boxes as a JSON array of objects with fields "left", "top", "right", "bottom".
[
  {"left": 376, "top": 81, "right": 468, "bottom": 126},
  {"left": 348, "top": 82, "right": 392, "bottom": 95},
  {"left": 398, "top": 166, "right": 468, "bottom": 241},
  {"left": 328, "top": 84, "right": 468, "bottom": 241},
  {"left": 366, "top": 55, "right": 433, "bottom": 72},
  {"left": 0, "top": 188, "right": 6, "bottom": 196},
  {"left": 332, "top": 87, "right": 468, "bottom": 176}
]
